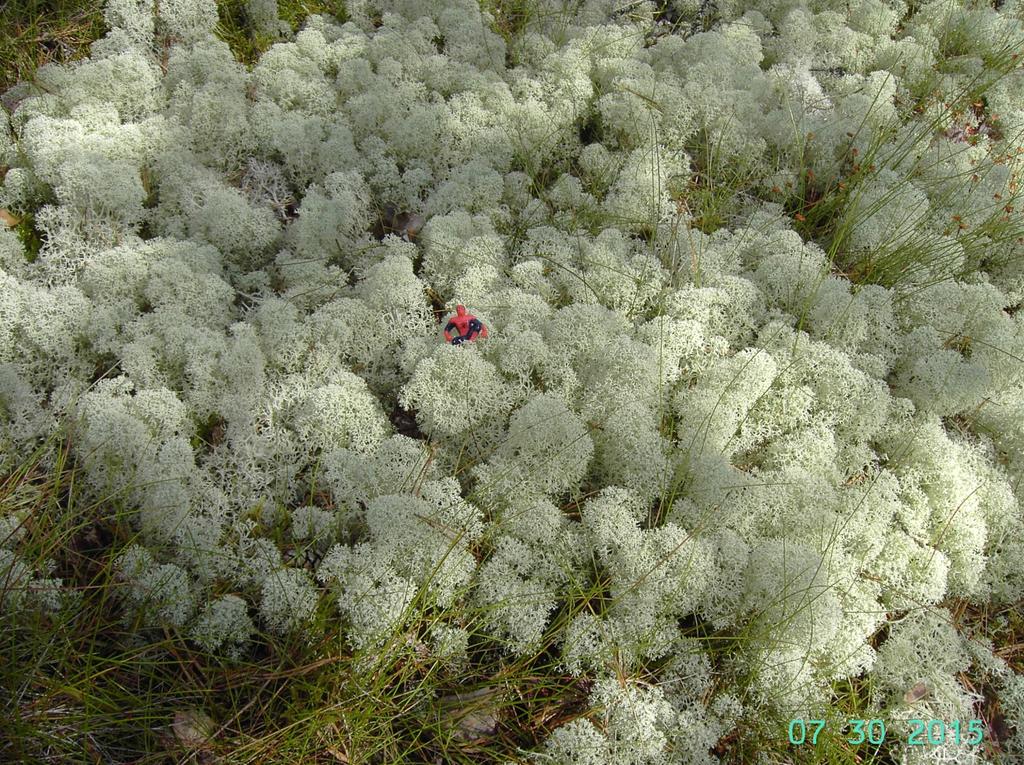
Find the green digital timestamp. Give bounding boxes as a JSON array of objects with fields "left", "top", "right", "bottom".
[{"left": 788, "top": 719, "right": 985, "bottom": 747}]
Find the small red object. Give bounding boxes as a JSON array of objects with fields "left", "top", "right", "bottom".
[{"left": 443, "top": 304, "right": 488, "bottom": 345}]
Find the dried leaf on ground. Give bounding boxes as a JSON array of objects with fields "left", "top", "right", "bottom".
[
  {"left": 438, "top": 686, "right": 503, "bottom": 743},
  {"left": 172, "top": 709, "right": 216, "bottom": 750}
]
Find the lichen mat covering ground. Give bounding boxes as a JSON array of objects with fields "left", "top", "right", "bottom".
[{"left": 1, "top": 0, "right": 1024, "bottom": 762}]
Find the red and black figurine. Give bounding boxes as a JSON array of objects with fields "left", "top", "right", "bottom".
[{"left": 444, "top": 305, "right": 488, "bottom": 346}]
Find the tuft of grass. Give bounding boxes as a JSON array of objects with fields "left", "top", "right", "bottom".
[
  {"left": 819, "top": 33, "right": 1024, "bottom": 291},
  {"left": 0, "top": 436, "right": 175, "bottom": 763},
  {"left": 0, "top": 0, "right": 107, "bottom": 94},
  {"left": 949, "top": 598, "right": 1024, "bottom": 761},
  {"left": 0, "top": 1, "right": 349, "bottom": 91},
  {"left": 480, "top": 0, "right": 536, "bottom": 48},
  {"left": 14, "top": 212, "right": 44, "bottom": 263},
  {"left": 215, "top": 0, "right": 348, "bottom": 66}
]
